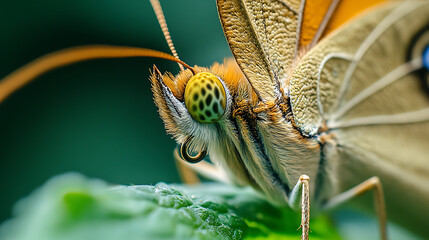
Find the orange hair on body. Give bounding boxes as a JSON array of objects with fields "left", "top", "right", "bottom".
[{"left": 160, "top": 58, "right": 259, "bottom": 105}]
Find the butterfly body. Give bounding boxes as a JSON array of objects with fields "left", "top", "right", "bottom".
[
  {"left": 152, "top": 0, "right": 429, "bottom": 238},
  {"left": 0, "top": 0, "right": 427, "bottom": 238}
]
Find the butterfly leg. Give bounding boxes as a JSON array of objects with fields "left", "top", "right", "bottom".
[
  {"left": 288, "top": 174, "right": 310, "bottom": 240},
  {"left": 173, "top": 146, "right": 231, "bottom": 184},
  {"left": 322, "top": 176, "right": 387, "bottom": 240}
]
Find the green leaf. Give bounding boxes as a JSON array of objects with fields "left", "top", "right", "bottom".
[{"left": 0, "top": 173, "right": 340, "bottom": 240}]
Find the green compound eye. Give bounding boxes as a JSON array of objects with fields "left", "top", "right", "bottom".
[{"left": 184, "top": 72, "right": 227, "bottom": 123}]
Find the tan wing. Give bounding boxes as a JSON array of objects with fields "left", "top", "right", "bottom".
[
  {"left": 217, "top": 0, "right": 302, "bottom": 102},
  {"left": 290, "top": 1, "right": 429, "bottom": 237},
  {"left": 216, "top": 0, "right": 386, "bottom": 102}
]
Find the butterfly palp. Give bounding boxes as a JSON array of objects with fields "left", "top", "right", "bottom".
[{"left": 184, "top": 72, "right": 226, "bottom": 123}]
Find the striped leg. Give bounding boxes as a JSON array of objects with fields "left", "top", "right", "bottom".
[
  {"left": 288, "top": 175, "right": 311, "bottom": 240},
  {"left": 323, "top": 176, "right": 387, "bottom": 240}
]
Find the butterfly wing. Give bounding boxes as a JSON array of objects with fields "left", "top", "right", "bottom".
[
  {"left": 290, "top": 1, "right": 429, "bottom": 236},
  {"left": 217, "top": 0, "right": 386, "bottom": 102},
  {"left": 217, "top": 0, "right": 302, "bottom": 102},
  {"left": 299, "top": 0, "right": 386, "bottom": 48}
]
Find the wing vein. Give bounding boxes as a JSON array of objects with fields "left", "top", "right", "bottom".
[
  {"left": 317, "top": 53, "right": 354, "bottom": 120},
  {"left": 310, "top": 0, "right": 340, "bottom": 47},
  {"left": 331, "top": 57, "right": 422, "bottom": 120},
  {"left": 332, "top": 2, "right": 420, "bottom": 112},
  {"left": 328, "top": 108, "right": 429, "bottom": 129},
  {"left": 295, "top": 0, "right": 306, "bottom": 55}
]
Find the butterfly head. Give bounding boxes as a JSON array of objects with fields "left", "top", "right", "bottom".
[{"left": 150, "top": 60, "right": 250, "bottom": 161}]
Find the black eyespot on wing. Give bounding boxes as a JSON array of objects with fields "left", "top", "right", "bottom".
[
  {"left": 423, "top": 47, "right": 429, "bottom": 94},
  {"left": 407, "top": 26, "right": 429, "bottom": 95},
  {"left": 205, "top": 94, "right": 212, "bottom": 106},
  {"left": 424, "top": 46, "right": 429, "bottom": 70},
  {"left": 202, "top": 88, "right": 206, "bottom": 96},
  {"left": 207, "top": 84, "right": 212, "bottom": 90},
  {"left": 214, "top": 87, "right": 220, "bottom": 99},
  {"left": 193, "top": 93, "right": 199, "bottom": 101},
  {"left": 199, "top": 101, "right": 204, "bottom": 111}
]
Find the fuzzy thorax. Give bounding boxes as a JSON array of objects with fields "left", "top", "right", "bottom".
[{"left": 150, "top": 58, "right": 320, "bottom": 205}]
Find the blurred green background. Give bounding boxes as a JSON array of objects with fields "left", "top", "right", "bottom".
[
  {"left": 0, "top": 0, "right": 231, "bottom": 222},
  {"left": 0, "top": 2, "right": 423, "bottom": 239}
]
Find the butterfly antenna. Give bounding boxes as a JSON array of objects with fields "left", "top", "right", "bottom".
[
  {"left": 0, "top": 45, "right": 195, "bottom": 103},
  {"left": 150, "top": 0, "right": 184, "bottom": 71}
]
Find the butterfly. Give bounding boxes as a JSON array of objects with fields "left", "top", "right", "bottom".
[
  {"left": 0, "top": 0, "right": 428, "bottom": 239},
  {"left": 150, "top": 0, "right": 429, "bottom": 239}
]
